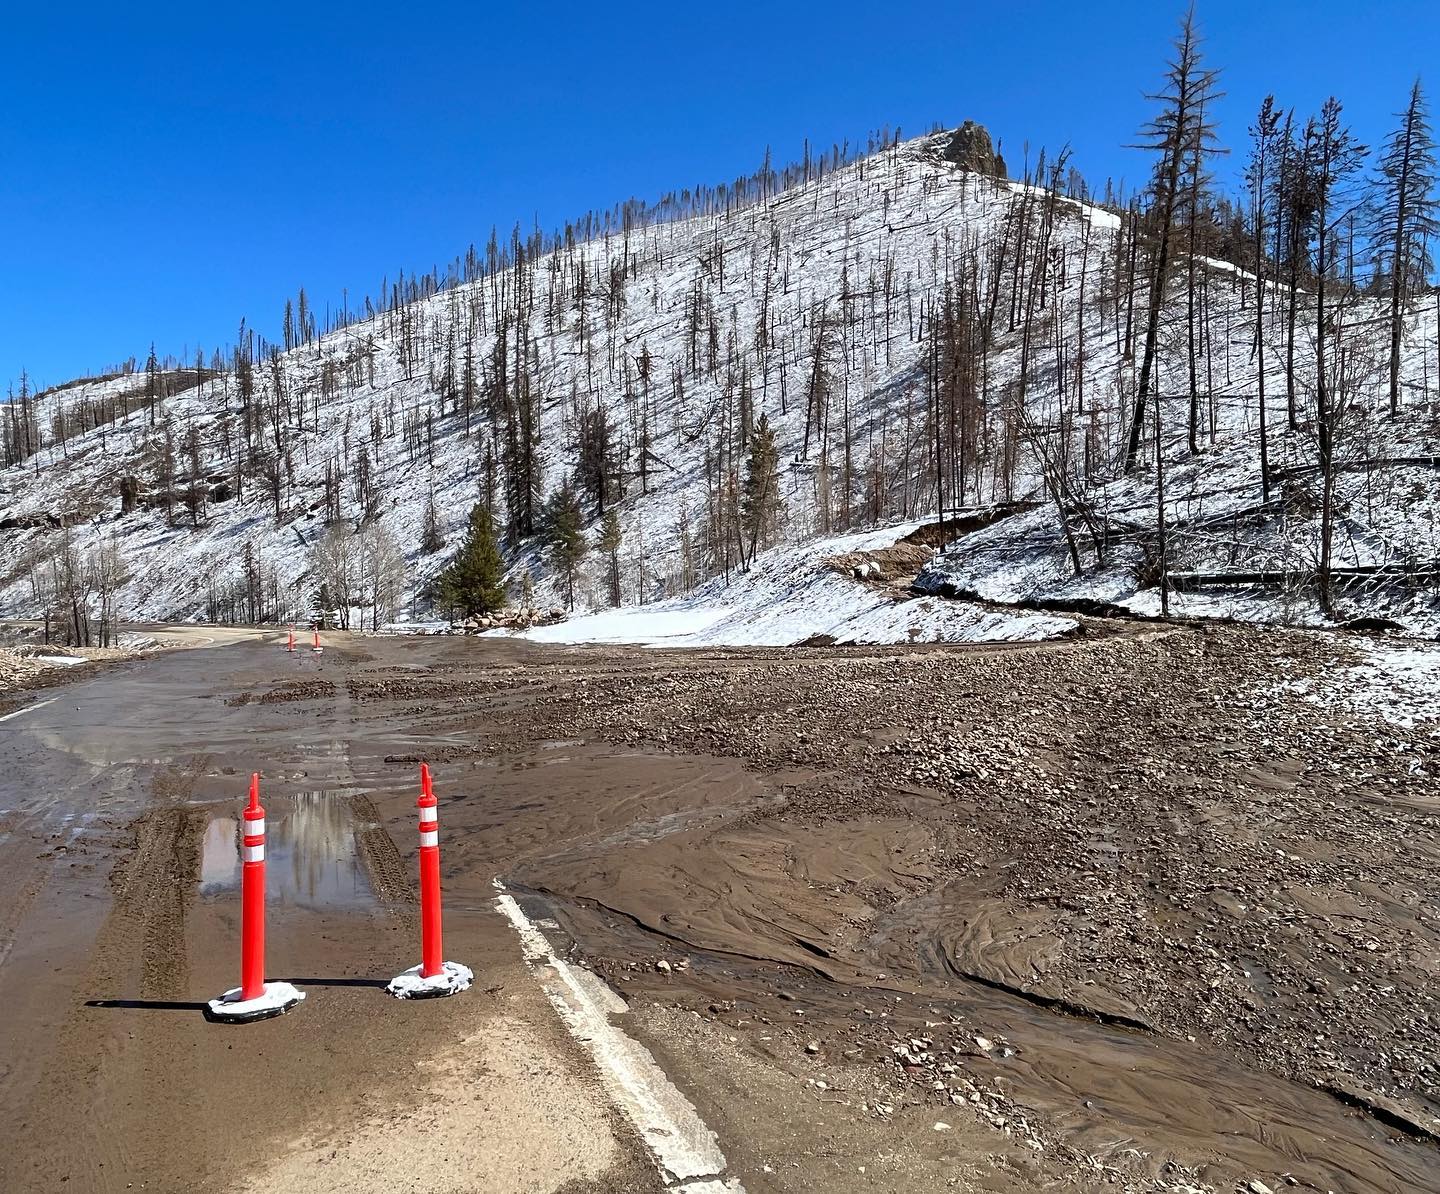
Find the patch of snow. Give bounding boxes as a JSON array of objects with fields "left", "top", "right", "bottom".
[
  {"left": 1272, "top": 639, "right": 1440, "bottom": 729},
  {"left": 511, "top": 607, "right": 732, "bottom": 646},
  {"left": 386, "top": 961, "right": 474, "bottom": 999},
  {"left": 495, "top": 524, "right": 1075, "bottom": 648}
]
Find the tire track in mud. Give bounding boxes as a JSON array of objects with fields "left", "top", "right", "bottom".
[
  {"left": 92, "top": 756, "right": 211, "bottom": 1005},
  {"left": 55, "top": 756, "right": 209, "bottom": 1003},
  {"left": 0, "top": 868, "right": 48, "bottom": 972},
  {"left": 350, "top": 792, "right": 412, "bottom": 906},
  {"left": 0, "top": 758, "right": 210, "bottom": 1191}
]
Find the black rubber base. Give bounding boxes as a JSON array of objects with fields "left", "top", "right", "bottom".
[{"left": 203, "top": 1000, "right": 297, "bottom": 1024}]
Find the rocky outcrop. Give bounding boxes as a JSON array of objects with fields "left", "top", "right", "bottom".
[{"left": 942, "top": 121, "right": 1006, "bottom": 178}]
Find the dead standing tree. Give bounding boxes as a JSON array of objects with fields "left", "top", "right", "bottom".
[
  {"left": 1246, "top": 96, "right": 1283, "bottom": 501},
  {"left": 1307, "top": 98, "right": 1368, "bottom": 616},
  {"left": 1373, "top": 79, "right": 1439, "bottom": 415},
  {"left": 1124, "top": 6, "right": 1222, "bottom": 473}
]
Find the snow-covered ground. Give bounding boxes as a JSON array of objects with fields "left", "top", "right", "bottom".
[
  {"left": 1271, "top": 638, "right": 1440, "bottom": 730},
  {"left": 490, "top": 524, "right": 1076, "bottom": 648}
]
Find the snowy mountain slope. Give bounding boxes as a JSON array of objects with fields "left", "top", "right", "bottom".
[
  {"left": 3, "top": 130, "right": 1440, "bottom": 637},
  {"left": 915, "top": 390, "right": 1440, "bottom": 635}
]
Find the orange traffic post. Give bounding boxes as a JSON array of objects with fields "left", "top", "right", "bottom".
[
  {"left": 311, "top": 627, "right": 324, "bottom": 655},
  {"left": 206, "top": 774, "right": 305, "bottom": 1023},
  {"left": 388, "top": 763, "right": 472, "bottom": 998},
  {"left": 285, "top": 625, "right": 296, "bottom": 653}
]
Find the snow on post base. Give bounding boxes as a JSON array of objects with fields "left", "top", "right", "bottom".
[
  {"left": 387, "top": 961, "right": 473, "bottom": 999},
  {"left": 205, "top": 981, "right": 305, "bottom": 1023}
]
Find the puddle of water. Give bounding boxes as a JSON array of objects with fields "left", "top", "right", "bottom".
[
  {"left": 199, "top": 790, "right": 373, "bottom": 907},
  {"left": 200, "top": 818, "right": 239, "bottom": 890}
]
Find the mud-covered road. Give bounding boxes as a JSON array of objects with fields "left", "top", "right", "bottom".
[{"left": 0, "top": 623, "right": 1436, "bottom": 1193}]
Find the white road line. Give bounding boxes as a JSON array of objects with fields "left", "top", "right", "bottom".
[
  {"left": 493, "top": 880, "right": 745, "bottom": 1191},
  {"left": 0, "top": 699, "right": 57, "bottom": 724}
]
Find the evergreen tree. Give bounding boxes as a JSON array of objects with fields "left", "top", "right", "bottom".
[
  {"left": 544, "top": 478, "right": 588, "bottom": 610},
  {"left": 438, "top": 503, "right": 506, "bottom": 617},
  {"left": 741, "top": 412, "right": 783, "bottom": 563},
  {"left": 183, "top": 422, "right": 206, "bottom": 527},
  {"left": 312, "top": 583, "right": 332, "bottom": 628},
  {"left": 598, "top": 508, "right": 622, "bottom": 607},
  {"left": 145, "top": 342, "right": 160, "bottom": 427},
  {"left": 578, "top": 406, "right": 615, "bottom": 513}
]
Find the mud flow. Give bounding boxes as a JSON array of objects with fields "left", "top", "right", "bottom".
[
  {"left": 426, "top": 629, "right": 1440, "bottom": 1194},
  {"left": 1, "top": 627, "right": 1437, "bottom": 1194}
]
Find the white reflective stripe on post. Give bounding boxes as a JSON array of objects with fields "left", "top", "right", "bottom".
[
  {"left": 243, "top": 843, "right": 265, "bottom": 862},
  {"left": 419, "top": 830, "right": 439, "bottom": 847},
  {"left": 245, "top": 819, "right": 265, "bottom": 837}
]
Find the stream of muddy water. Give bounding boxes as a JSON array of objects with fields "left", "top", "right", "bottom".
[{"left": 458, "top": 732, "right": 1438, "bottom": 1194}]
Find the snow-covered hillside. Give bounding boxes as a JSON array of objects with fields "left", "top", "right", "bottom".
[{"left": 3, "top": 129, "right": 1439, "bottom": 637}]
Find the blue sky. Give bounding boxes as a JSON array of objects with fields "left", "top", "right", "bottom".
[{"left": 5, "top": 1, "right": 1438, "bottom": 392}]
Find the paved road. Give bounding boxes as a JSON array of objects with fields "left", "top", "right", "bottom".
[{"left": 0, "top": 629, "right": 666, "bottom": 1194}]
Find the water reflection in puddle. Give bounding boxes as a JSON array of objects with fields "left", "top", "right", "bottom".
[{"left": 200, "top": 789, "right": 373, "bottom": 906}]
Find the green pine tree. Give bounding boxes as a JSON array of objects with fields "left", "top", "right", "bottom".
[
  {"left": 544, "top": 478, "right": 589, "bottom": 610},
  {"left": 438, "top": 503, "right": 506, "bottom": 618},
  {"left": 312, "top": 583, "right": 332, "bottom": 629},
  {"left": 421, "top": 492, "right": 445, "bottom": 553},
  {"left": 598, "top": 508, "right": 622, "bottom": 607}
]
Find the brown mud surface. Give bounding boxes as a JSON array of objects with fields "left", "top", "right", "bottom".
[
  {"left": 0, "top": 623, "right": 1436, "bottom": 1192},
  {"left": 446, "top": 624, "right": 1439, "bottom": 1193}
]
